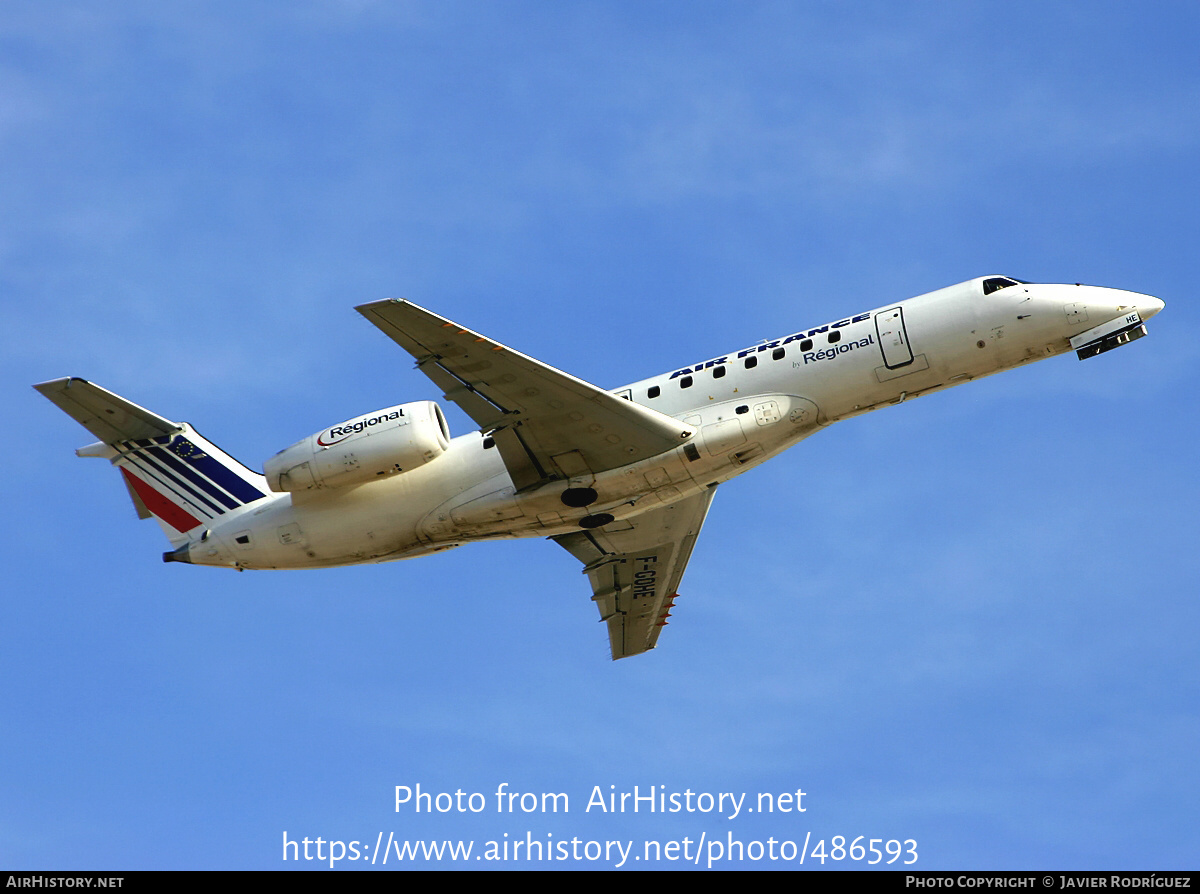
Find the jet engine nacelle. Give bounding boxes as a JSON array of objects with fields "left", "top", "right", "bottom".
[{"left": 265, "top": 401, "right": 450, "bottom": 492}]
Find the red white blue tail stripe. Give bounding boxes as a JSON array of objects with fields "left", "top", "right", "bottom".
[{"left": 114, "top": 429, "right": 267, "bottom": 533}]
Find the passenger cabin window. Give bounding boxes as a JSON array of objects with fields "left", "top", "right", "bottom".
[
  {"left": 713, "top": 366, "right": 726, "bottom": 379},
  {"left": 772, "top": 347, "right": 785, "bottom": 360},
  {"left": 744, "top": 356, "right": 758, "bottom": 369},
  {"left": 680, "top": 376, "right": 693, "bottom": 388},
  {"left": 982, "top": 276, "right": 1025, "bottom": 295},
  {"left": 828, "top": 330, "right": 841, "bottom": 343},
  {"left": 800, "top": 338, "right": 813, "bottom": 351},
  {"left": 647, "top": 385, "right": 661, "bottom": 399}
]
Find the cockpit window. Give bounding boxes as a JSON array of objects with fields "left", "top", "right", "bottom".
[{"left": 982, "top": 276, "right": 1025, "bottom": 295}]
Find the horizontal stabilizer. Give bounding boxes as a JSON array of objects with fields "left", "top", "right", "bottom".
[
  {"left": 35, "top": 378, "right": 269, "bottom": 547},
  {"left": 34, "top": 377, "right": 177, "bottom": 444}
]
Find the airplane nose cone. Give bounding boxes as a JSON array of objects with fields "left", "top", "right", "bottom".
[{"left": 1138, "top": 295, "right": 1165, "bottom": 321}]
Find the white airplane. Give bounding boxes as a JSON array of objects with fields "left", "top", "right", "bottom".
[{"left": 37, "top": 276, "right": 1163, "bottom": 659}]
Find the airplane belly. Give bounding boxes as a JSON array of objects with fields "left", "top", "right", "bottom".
[
  {"left": 238, "top": 511, "right": 426, "bottom": 569},
  {"left": 424, "top": 406, "right": 802, "bottom": 541},
  {"left": 210, "top": 472, "right": 442, "bottom": 568}
]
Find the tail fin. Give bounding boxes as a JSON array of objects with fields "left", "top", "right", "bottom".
[{"left": 35, "top": 378, "right": 270, "bottom": 547}]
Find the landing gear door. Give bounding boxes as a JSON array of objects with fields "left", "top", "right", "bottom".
[{"left": 875, "top": 307, "right": 914, "bottom": 369}]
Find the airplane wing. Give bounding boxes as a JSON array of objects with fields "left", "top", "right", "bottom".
[
  {"left": 552, "top": 487, "right": 716, "bottom": 660},
  {"left": 356, "top": 300, "right": 694, "bottom": 492}
]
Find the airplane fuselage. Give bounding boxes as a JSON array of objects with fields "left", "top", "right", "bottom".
[{"left": 179, "top": 276, "right": 1162, "bottom": 571}]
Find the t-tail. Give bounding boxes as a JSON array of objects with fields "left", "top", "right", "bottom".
[{"left": 34, "top": 378, "right": 270, "bottom": 561}]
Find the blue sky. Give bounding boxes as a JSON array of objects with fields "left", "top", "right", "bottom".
[{"left": 3, "top": 1, "right": 1198, "bottom": 870}]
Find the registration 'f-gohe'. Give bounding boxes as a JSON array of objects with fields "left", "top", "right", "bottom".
[{"left": 37, "top": 276, "right": 1163, "bottom": 659}]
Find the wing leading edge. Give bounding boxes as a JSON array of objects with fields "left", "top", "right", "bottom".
[
  {"left": 356, "top": 299, "right": 694, "bottom": 491},
  {"left": 553, "top": 487, "right": 716, "bottom": 660}
]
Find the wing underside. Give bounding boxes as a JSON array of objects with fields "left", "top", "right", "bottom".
[
  {"left": 553, "top": 488, "right": 716, "bottom": 660},
  {"left": 356, "top": 300, "right": 693, "bottom": 491},
  {"left": 357, "top": 300, "right": 715, "bottom": 658}
]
